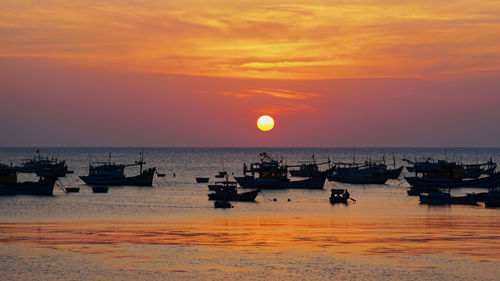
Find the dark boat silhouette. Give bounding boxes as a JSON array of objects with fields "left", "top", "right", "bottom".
[
  {"left": 234, "top": 153, "right": 327, "bottom": 189},
  {"left": 419, "top": 189, "right": 478, "bottom": 205},
  {"left": 208, "top": 188, "right": 260, "bottom": 202},
  {"left": 329, "top": 188, "right": 352, "bottom": 204},
  {"left": 18, "top": 150, "right": 71, "bottom": 178},
  {"left": 327, "top": 161, "right": 389, "bottom": 184},
  {"left": 0, "top": 165, "right": 56, "bottom": 196},
  {"left": 80, "top": 153, "right": 156, "bottom": 186}
]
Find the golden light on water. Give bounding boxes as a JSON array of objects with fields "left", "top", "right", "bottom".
[{"left": 257, "top": 115, "right": 275, "bottom": 132}]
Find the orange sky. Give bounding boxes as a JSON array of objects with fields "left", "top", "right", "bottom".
[
  {"left": 2, "top": 0, "right": 500, "bottom": 79},
  {"left": 1, "top": 1, "right": 500, "bottom": 146}
]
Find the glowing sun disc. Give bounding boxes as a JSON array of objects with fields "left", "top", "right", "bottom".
[{"left": 257, "top": 115, "right": 275, "bottom": 132}]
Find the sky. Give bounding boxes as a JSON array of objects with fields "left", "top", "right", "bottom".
[{"left": 1, "top": 0, "right": 500, "bottom": 146}]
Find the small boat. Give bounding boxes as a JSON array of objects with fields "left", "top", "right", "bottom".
[
  {"left": 92, "top": 186, "right": 109, "bottom": 193},
  {"left": 80, "top": 153, "right": 156, "bottom": 186},
  {"left": 196, "top": 177, "right": 210, "bottom": 183},
  {"left": 467, "top": 187, "right": 500, "bottom": 207},
  {"left": 214, "top": 171, "right": 227, "bottom": 178},
  {"left": 214, "top": 201, "right": 233, "bottom": 208},
  {"left": 234, "top": 153, "right": 327, "bottom": 189},
  {"left": 65, "top": 187, "right": 80, "bottom": 193},
  {"left": 419, "top": 189, "right": 478, "bottom": 205},
  {"left": 208, "top": 188, "right": 260, "bottom": 202},
  {"left": 0, "top": 166, "right": 56, "bottom": 196},
  {"left": 329, "top": 188, "right": 352, "bottom": 204}
]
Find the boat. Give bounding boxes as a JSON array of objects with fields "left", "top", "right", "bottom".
[
  {"left": 19, "top": 151, "right": 71, "bottom": 178},
  {"left": 234, "top": 153, "right": 327, "bottom": 189},
  {"left": 404, "top": 157, "right": 497, "bottom": 180},
  {"left": 327, "top": 161, "right": 389, "bottom": 184},
  {"left": 0, "top": 166, "right": 56, "bottom": 196},
  {"left": 196, "top": 177, "right": 210, "bottom": 183},
  {"left": 214, "top": 201, "right": 233, "bottom": 208},
  {"left": 92, "top": 186, "right": 109, "bottom": 193},
  {"left": 208, "top": 177, "right": 237, "bottom": 191},
  {"left": 288, "top": 154, "right": 329, "bottom": 177},
  {"left": 208, "top": 188, "right": 260, "bottom": 202},
  {"left": 329, "top": 188, "right": 352, "bottom": 204},
  {"left": 467, "top": 187, "right": 500, "bottom": 207},
  {"left": 80, "top": 153, "right": 156, "bottom": 186},
  {"left": 405, "top": 173, "right": 500, "bottom": 188},
  {"left": 419, "top": 189, "right": 478, "bottom": 205}
]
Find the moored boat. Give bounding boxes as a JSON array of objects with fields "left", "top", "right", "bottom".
[
  {"left": 419, "top": 190, "right": 478, "bottom": 205},
  {"left": 0, "top": 166, "right": 56, "bottom": 196},
  {"left": 405, "top": 173, "right": 500, "bottom": 188},
  {"left": 80, "top": 153, "right": 156, "bottom": 186},
  {"left": 19, "top": 151, "right": 71, "bottom": 178},
  {"left": 208, "top": 188, "right": 260, "bottom": 202},
  {"left": 327, "top": 161, "right": 389, "bottom": 184},
  {"left": 234, "top": 153, "right": 327, "bottom": 189}
]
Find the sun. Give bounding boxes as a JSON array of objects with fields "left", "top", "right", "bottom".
[{"left": 257, "top": 115, "right": 275, "bottom": 132}]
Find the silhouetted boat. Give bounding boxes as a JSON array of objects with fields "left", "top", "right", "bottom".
[
  {"left": 404, "top": 157, "right": 496, "bottom": 180},
  {"left": 80, "top": 153, "right": 156, "bottom": 186},
  {"left": 234, "top": 153, "right": 327, "bottom": 189},
  {"left": 214, "top": 201, "right": 233, "bottom": 208},
  {"left": 208, "top": 188, "right": 260, "bottom": 202},
  {"left": 19, "top": 151, "right": 71, "bottom": 178},
  {"left": 419, "top": 190, "right": 478, "bottom": 205},
  {"left": 92, "top": 186, "right": 109, "bottom": 193},
  {"left": 405, "top": 173, "right": 500, "bottom": 188},
  {"left": 467, "top": 187, "right": 500, "bottom": 207},
  {"left": 329, "top": 188, "right": 353, "bottom": 204},
  {"left": 196, "top": 177, "right": 210, "bottom": 183},
  {"left": 327, "top": 161, "right": 389, "bottom": 184},
  {"left": 0, "top": 166, "right": 56, "bottom": 196},
  {"left": 208, "top": 177, "right": 237, "bottom": 191}
]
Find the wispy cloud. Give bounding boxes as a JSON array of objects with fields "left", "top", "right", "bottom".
[{"left": 221, "top": 88, "right": 320, "bottom": 100}]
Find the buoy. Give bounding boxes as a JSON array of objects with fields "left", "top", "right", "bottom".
[
  {"left": 287, "top": 198, "right": 291, "bottom": 202},
  {"left": 273, "top": 198, "right": 277, "bottom": 201}
]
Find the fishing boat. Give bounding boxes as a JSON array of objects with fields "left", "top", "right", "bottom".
[
  {"left": 404, "top": 158, "right": 496, "bottom": 180},
  {"left": 208, "top": 177, "right": 237, "bottom": 191},
  {"left": 80, "top": 153, "right": 156, "bottom": 186},
  {"left": 329, "top": 188, "right": 352, "bottom": 204},
  {"left": 405, "top": 172, "right": 500, "bottom": 188},
  {"left": 327, "top": 161, "right": 389, "bottom": 184},
  {"left": 19, "top": 151, "right": 71, "bottom": 178},
  {"left": 196, "top": 177, "right": 210, "bottom": 183},
  {"left": 419, "top": 189, "right": 478, "bottom": 205},
  {"left": 288, "top": 155, "right": 329, "bottom": 177},
  {"left": 234, "top": 153, "right": 327, "bottom": 189},
  {"left": 208, "top": 188, "right": 260, "bottom": 202},
  {"left": 0, "top": 166, "right": 56, "bottom": 196}
]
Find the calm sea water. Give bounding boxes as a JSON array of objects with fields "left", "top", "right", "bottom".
[{"left": 0, "top": 147, "right": 499, "bottom": 280}]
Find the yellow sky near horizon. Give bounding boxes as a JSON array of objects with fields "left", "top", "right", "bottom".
[{"left": 1, "top": 0, "right": 500, "bottom": 79}]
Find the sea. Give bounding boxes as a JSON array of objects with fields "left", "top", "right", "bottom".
[{"left": 0, "top": 147, "right": 499, "bottom": 280}]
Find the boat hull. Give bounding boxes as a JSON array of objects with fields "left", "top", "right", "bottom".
[
  {"left": 405, "top": 173, "right": 500, "bottom": 188},
  {"left": 235, "top": 172, "right": 326, "bottom": 189},
  {"left": 208, "top": 189, "right": 260, "bottom": 202},
  {"left": 386, "top": 167, "right": 404, "bottom": 179},
  {"left": 329, "top": 196, "right": 348, "bottom": 204},
  {"left": 419, "top": 193, "right": 478, "bottom": 205},
  {"left": 0, "top": 179, "right": 56, "bottom": 196},
  {"left": 327, "top": 174, "right": 389, "bottom": 184},
  {"left": 80, "top": 169, "right": 155, "bottom": 186}
]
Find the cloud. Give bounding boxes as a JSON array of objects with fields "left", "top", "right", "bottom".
[{"left": 220, "top": 88, "right": 320, "bottom": 100}]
